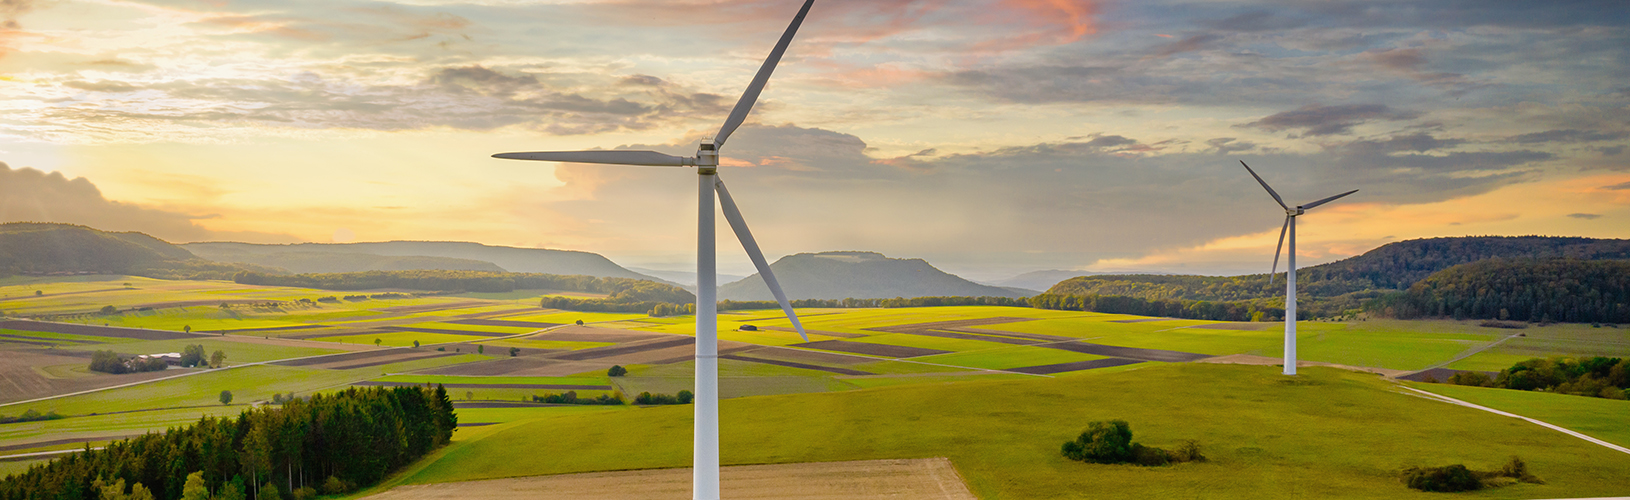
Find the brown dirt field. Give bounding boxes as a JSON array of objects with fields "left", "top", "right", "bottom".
[
  {"left": 548, "top": 337, "right": 695, "bottom": 361},
  {"left": 422, "top": 358, "right": 609, "bottom": 377},
  {"left": 865, "top": 317, "right": 1039, "bottom": 333},
  {"left": 352, "top": 381, "right": 610, "bottom": 390},
  {"left": 892, "top": 329, "right": 1040, "bottom": 346},
  {"left": 447, "top": 319, "right": 561, "bottom": 329},
  {"left": 274, "top": 348, "right": 408, "bottom": 367},
  {"left": 1008, "top": 357, "right": 1144, "bottom": 375},
  {"left": 0, "top": 350, "right": 187, "bottom": 404},
  {"left": 363, "top": 458, "right": 976, "bottom": 500},
  {"left": 373, "top": 326, "right": 510, "bottom": 337},
  {"left": 531, "top": 325, "right": 673, "bottom": 343},
  {"left": 943, "top": 327, "right": 1075, "bottom": 342},
  {"left": 0, "top": 320, "right": 197, "bottom": 340},
  {"left": 1040, "top": 341, "right": 1211, "bottom": 362},
  {"left": 216, "top": 335, "right": 374, "bottom": 352},
  {"left": 324, "top": 352, "right": 460, "bottom": 370},
  {"left": 0, "top": 434, "right": 144, "bottom": 453},
  {"left": 1186, "top": 322, "right": 1271, "bottom": 331},
  {"left": 756, "top": 326, "right": 866, "bottom": 339},
  {"left": 788, "top": 340, "right": 950, "bottom": 359},
  {"left": 453, "top": 307, "right": 540, "bottom": 319},
  {"left": 219, "top": 324, "right": 328, "bottom": 333},
  {"left": 1195, "top": 354, "right": 1409, "bottom": 377}
]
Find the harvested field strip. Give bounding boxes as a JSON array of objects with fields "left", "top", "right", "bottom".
[
  {"left": 452, "top": 308, "right": 540, "bottom": 319},
  {"left": 128, "top": 299, "right": 275, "bottom": 309},
  {"left": 327, "top": 352, "right": 460, "bottom": 370},
  {"left": 368, "top": 458, "right": 976, "bottom": 500},
  {"left": 549, "top": 337, "right": 695, "bottom": 361},
  {"left": 533, "top": 327, "right": 673, "bottom": 343},
  {"left": 0, "top": 335, "right": 80, "bottom": 346},
  {"left": 373, "top": 326, "right": 510, "bottom": 337},
  {"left": 866, "top": 317, "right": 1040, "bottom": 333},
  {"left": 745, "top": 346, "right": 878, "bottom": 366},
  {"left": 220, "top": 324, "right": 328, "bottom": 333},
  {"left": 789, "top": 340, "right": 950, "bottom": 359},
  {"left": 941, "top": 327, "right": 1074, "bottom": 342},
  {"left": 758, "top": 326, "right": 866, "bottom": 339},
  {"left": 353, "top": 381, "right": 611, "bottom": 390},
  {"left": 896, "top": 329, "right": 1040, "bottom": 346},
  {"left": 1396, "top": 367, "right": 1498, "bottom": 382},
  {"left": 718, "top": 354, "right": 872, "bottom": 376},
  {"left": 0, "top": 320, "right": 196, "bottom": 340},
  {"left": 0, "top": 288, "right": 125, "bottom": 302},
  {"left": 0, "top": 435, "right": 143, "bottom": 453},
  {"left": 448, "top": 319, "right": 562, "bottom": 329},
  {"left": 378, "top": 301, "right": 490, "bottom": 314},
  {"left": 1186, "top": 322, "right": 1270, "bottom": 331},
  {"left": 1008, "top": 358, "right": 1145, "bottom": 375},
  {"left": 1041, "top": 341, "right": 1211, "bottom": 362}
]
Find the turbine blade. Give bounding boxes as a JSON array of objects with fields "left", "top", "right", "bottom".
[
  {"left": 1300, "top": 189, "right": 1359, "bottom": 211},
  {"left": 714, "top": 176, "right": 807, "bottom": 341},
  {"left": 1240, "top": 161, "right": 1288, "bottom": 210},
  {"left": 713, "top": 0, "right": 816, "bottom": 148},
  {"left": 492, "top": 150, "right": 690, "bottom": 167},
  {"left": 1270, "top": 216, "right": 1289, "bottom": 287}
]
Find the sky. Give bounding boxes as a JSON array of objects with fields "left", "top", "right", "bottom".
[{"left": 1, "top": 0, "right": 1628, "bottom": 281}]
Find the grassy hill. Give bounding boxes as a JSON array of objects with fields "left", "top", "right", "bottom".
[
  {"left": 182, "top": 246, "right": 504, "bottom": 274},
  {"left": 183, "top": 241, "right": 665, "bottom": 283},
  {"left": 380, "top": 363, "right": 1630, "bottom": 499},
  {"left": 0, "top": 223, "right": 257, "bottom": 279},
  {"left": 718, "top": 251, "right": 1022, "bottom": 300}
]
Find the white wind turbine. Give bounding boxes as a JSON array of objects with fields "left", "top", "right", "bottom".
[
  {"left": 492, "top": 1, "right": 815, "bottom": 498},
  {"left": 1239, "top": 161, "right": 1356, "bottom": 376}
]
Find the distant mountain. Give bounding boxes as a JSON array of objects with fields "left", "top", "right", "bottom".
[
  {"left": 183, "top": 246, "right": 504, "bottom": 274},
  {"left": 0, "top": 223, "right": 257, "bottom": 279},
  {"left": 718, "top": 251, "right": 1024, "bottom": 300},
  {"left": 628, "top": 267, "right": 746, "bottom": 288},
  {"left": 182, "top": 241, "right": 668, "bottom": 283}
]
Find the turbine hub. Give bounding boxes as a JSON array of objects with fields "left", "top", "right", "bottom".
[
  {"left": 1288, "top": 207, "right": 1304, "bottom": 216},
  {"left": 696, "top": 139, "right": 719, "bottom": 168}
]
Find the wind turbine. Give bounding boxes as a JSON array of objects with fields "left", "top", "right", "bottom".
[
  {"left": 492, "top": 1, "right": 814, "bottom": 498},
  {"left": 1239, "top": 161, "right": 1356, "bottom": 376}
]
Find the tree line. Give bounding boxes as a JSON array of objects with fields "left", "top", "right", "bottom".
[
  {"left": 0, "top": 385, "right": 456, "bottom": 500},
  {"left": 1368, "top": 259, "right": 1630, "bottom": 323},
  {"left": 1028, "top": 293, "right": 1287, "bottom": 322},
  {"left": 1440, "top": 356, "right": 1628, "bottom": 400},
  {"left": 234, "top": 270, "right": 693, "bottom": 303}
]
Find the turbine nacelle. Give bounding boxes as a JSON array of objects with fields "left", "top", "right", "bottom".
[{"left": 696, "top": 139, "right": 719, "bottom": 170}]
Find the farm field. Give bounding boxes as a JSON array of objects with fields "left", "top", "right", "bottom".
[
  {"left": 1410, "top": 382, "right": 1630, "bottom": 448},
  {"left": 378, "top": 363, "right": 1630, "bottom": 500}
]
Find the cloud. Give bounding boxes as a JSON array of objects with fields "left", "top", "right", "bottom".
[
  {"left": 1238, "top": 104, "right": 1421, "bottom": 137},
  {"left": 0, "top": 162, "right": 298, "bottom": 243},
  {"left": 1567, "top": 213, "right": 1602, "bottom": 219},
  {"left": 1151, "top": 34, "right": 1221, "bottom": 57},
  {"left": 1200, "top": 11, "right": 1308, "bottom": 32},
  {"left": 1206, "top": 138, "right": 1255, "bottom": 154},
  {"left": 1605, "top": 181, "right": 1630, "bottom": 190},
  {"left": 1507, "top": 129, "right": 1629, "bottom": 144}
]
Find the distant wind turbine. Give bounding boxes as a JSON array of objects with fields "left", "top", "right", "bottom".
[
  {"left": 491, "top": 2, "right": 816, "bottom": 499},
  {"left": 1239, "top": 161, "right": 1356, "bottom": 376}
]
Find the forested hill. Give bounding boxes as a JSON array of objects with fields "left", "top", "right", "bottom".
[
  {"left": 718, "top": 251, "right": 1023, "bottom": 301},
  {"left": 1047, "top": 236, "right": 1630, "bottom": 304},
  {"left": 183, "top": 241, "right": 667, "bottom": 283},
  {"left": 0, "top": 223, "right": 257, "bottom": 279},
  {"left": 1372, "top": 258, "right": 1630, "bottom": 323}
]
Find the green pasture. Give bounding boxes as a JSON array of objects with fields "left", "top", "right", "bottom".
[
  {"left": 1409, "top": 382, "right": 1630, "bottom": 448},
  {"left": 93, "top": 337, "right": 343, "bottom": 364},
  {"left": 31, "top": 365, "right": 362, "bottom": 416},
  {"left": 401, "top": 321, "right": 536, "bottom": 334},
  {"left": 505, "top": 311, "right": 649, "bottom": 325},
  {"left": 912, "top": 345, "right": 1106, "bottom": 370},
  {"left": 392, "top": 363, "right": 1630, "bottom": 499},
  {"left": 0, "top": 406, "right": 244, "bottom": 451},
  {"left": 837, "top": 372, "right": 1034, "bottom": 389},
  {"left": 1297, "top": 324, "right": 1495, "bottom": 371},
  {"left": 0, "top": 329, "right": 127, "bottom": 345},
  {"left": 376, "top": 375, "right": 607, "bottom": 386},
  {"left": 450, "top": 289, "right": 610, "bottom": 300}
]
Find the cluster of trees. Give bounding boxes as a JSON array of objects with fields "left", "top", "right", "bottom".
[
  {"left": 1401, "top": 457, "right": 1542, "bottom": 492},
  {"left": 1029, "top": 293, "right": 1287, "bottom": 322},
  {"left": 88, "top": 350, "right": 168, "bottom": 374},
  {"left": 633, "top": 391, "right": 693, "bottom": 405},
  {"left": 1443, "top": 356, "right": 1628, "bottom": 399},
  {"left": 234, "top": 270, "right": 693, "bottom": 303},
  {"left": 1368, "top": 259, "right": 1630, "bottom": 323},
  {"left": 530, "top": 391, "right": 622, "bottom": 405},
  {"left": 1060, "top": 420, "right": 1204, "bottom": 467},
  {"left": 180, "top": 345, "right": 227, "bottom": 369},
  {"left": 0, "top": 385, "right": 455, "bottom": 500},
  {"left": 0, "top": 409, "right": 64, "bottom": 425}
]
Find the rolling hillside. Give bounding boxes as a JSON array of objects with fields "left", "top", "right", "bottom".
[
  {"left": 183, "top": 241, "right": 666, "bottom": 283},
  {"left": 718, "top": 251, "right": 1022, "bottom": 300},
  {"left": 0, "top": 223, "right": 257, "bottom": 279}
]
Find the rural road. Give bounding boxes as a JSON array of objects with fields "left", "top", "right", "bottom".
[{"left": 1398, "top": 385, "right": 1630, "bottom": 456}]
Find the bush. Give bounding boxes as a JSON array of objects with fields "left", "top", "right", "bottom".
[
  {"left": 1061, "top": 420, "right": 1133, "bottom": 463},
  {"left": 320, "top": 476, "right": 351, "bottom": 495},
  {"left": 632, "top": 391, "right": 693, "bottom": 405},
  {"left": 1402, "top": 464, "right": 1482, "bottom": 492},
  {"left": 1172, "top": 439, "right": 1206, "bottom": 462},
  {"left": 1131, "top": 443, "right": 1170, "bottom": 466},
  {"left": 532, "top": 391, "right": 622, "bottom": 405},
  {"left": 608, "top": 365, "right": 628, "bottom": 377},
  {"left": 99, "top": 305, "right": 118, "bottom": 315},
  {"left": 510, "top": 347, "right": 520, "bottom": 357},
  {"left": 1447, "top": 371, "right": 1493, "bottom": 387}
]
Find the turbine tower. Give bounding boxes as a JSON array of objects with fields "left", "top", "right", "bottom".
[
  {"left": 1239, "top": 161, "right": 1356, "bottom": 376},
  {"left": 492, "top": 2, "right": 815, "bottom": 498}
]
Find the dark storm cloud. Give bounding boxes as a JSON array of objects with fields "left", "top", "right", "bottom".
[
  {"left": 1238, "top": 104, "right": 1420, "bottom": 137},
  {"left": 0, "top": 162, "right": 297, "bottom": 243}
]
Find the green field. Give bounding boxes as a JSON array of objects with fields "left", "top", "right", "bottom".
[
  {"left": 385, "top": 363, "right": 1630, "bottom": 499},
  {"left": 1410, "top": 382, "right": 1630, "bottom": 448}
]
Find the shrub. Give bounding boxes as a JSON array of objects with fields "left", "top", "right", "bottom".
[
  {"left": 1061, "top": 420, "right": 1133, "bottom": 463},
  {"left": 1448, "top": 371, "right": 1494, "bottom": 387},
  {"left": 1402, "top": 464, "right": 1482, "bottom": 492},
  {"left": 633, "top": 391, "right": 692, "bottom": 405},
  {"left": 1131, "top": 443, "right": 1170, "bottom": 466},
  {"left": 532, "top": 391, "right": 622, "bottom": 405},
  {"left": 320, "top": 476, "right": 351, "bottom": 495},
  {"left": 608, "top": 365, "right": 628, "bottom": 377},
  {"left": 510, "top": 347, "right": 520, "bottom": 357},
  {"left": 99, "top": 305, "right": 118, "bottom": 314},
  {"left": 219, "top": 390, "right": 233, "bottom": 405},
  {"left": 1172, "top": 440, "right": 1206, "bottom": 462}
]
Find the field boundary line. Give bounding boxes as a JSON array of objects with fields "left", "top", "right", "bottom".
[
  {"left": 1397, "top": 385, "right": 1630, "bottom": 456},
  {"left": 1411, "top": 332, "right": 1521, "bottom": 374}
]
